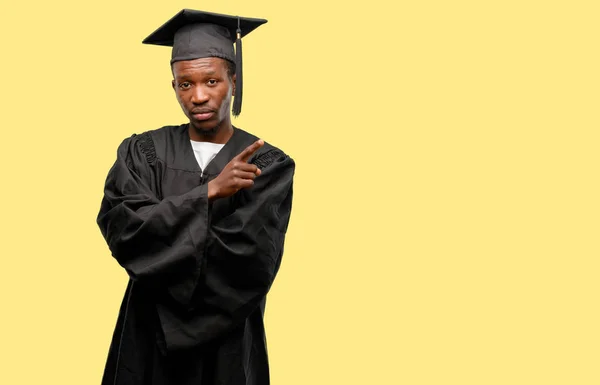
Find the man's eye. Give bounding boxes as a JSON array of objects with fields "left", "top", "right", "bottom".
[
  {"left": 208, "top": 79, "right": 217, "bottom": 85},
  {"left": 179, "top": 82, "right": 191, "bottom": 89}
]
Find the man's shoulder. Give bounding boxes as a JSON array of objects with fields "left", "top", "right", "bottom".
[
  {"left": 235, "top": 127, "right": 293, "bottom": 169},
  {"left": 136, "top": 124, "right": 186, "bottom": 142},
  {"left": 117, "top": 124, "right": 186, "bottom": 161},
  {"left": 236, "top": 128, "right": 289, "bottom": 159},
  {"left": 120, "top": 124, "right": 185, "bottom": 144}
]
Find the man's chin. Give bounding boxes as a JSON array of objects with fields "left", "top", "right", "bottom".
[{"left": 190, "top": 120, "right": 220, "bottom": 136}]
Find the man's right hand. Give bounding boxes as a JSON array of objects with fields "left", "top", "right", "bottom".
[{"left": 208, "top": 139, "right": 264, "bottom": 201}]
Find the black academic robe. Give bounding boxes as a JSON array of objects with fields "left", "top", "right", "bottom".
[{"left": 96, "top": 124, "right": 294, "bottom": 385}]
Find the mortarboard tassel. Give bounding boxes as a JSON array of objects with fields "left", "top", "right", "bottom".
[{"left": 232, "top": 17, "right": 243, "bottom": 117}]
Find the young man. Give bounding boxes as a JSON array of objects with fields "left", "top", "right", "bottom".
[{"left": 96, "top": 9, "right": 295, "bottom": 385}]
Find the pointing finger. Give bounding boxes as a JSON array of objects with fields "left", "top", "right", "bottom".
[{"left": 237, "top": 139, "right": 264, "bottom": 162}]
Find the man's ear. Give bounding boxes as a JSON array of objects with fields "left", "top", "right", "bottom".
[
  {"left": 231, "top": 74, "right": 236, "bottom": 95},
  {"left": 172, "top": 79, "right": 176, "bottom": 90}
]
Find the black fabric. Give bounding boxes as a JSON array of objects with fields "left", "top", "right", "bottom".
[
  {"left": 251, "top": 149, "right": 285, "bottom": 169},
  {"left": 142, "top": 9, "right": 267, "bottom": 47},
  {"left": 97, "top": 124, "right": 294, "bottom": 385},
  {"left": 142, "top": 9, "right": 267, "bottom": 65}
]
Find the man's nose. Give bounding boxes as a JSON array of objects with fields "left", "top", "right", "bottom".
[{"left": 191, "top": 86, "right": 209, "bottom": 104}]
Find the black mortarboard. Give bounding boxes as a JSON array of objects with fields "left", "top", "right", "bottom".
[{"left": 142, "top": 9, "right": 268, "bottom": 116}]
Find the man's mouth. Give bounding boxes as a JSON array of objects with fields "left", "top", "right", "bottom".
[{"left": 192, "top": 109, "right": 215, "bottom": 121}]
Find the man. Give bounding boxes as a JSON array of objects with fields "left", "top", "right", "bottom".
[{"left": 96, "top": 9, "right": 295, "bottom": 385}]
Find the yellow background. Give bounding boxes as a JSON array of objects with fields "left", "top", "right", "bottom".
[{"left": 0, "top": 0, "right": 598, "bottom": 384}]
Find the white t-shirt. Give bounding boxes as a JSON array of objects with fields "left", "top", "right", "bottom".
[{"left": 190, "top": 140, "right": 225, "bottom": 172}]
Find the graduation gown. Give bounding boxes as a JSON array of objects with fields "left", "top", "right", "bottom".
[{"left": 96, "top": 124, "right": 294, "bottom": 385}]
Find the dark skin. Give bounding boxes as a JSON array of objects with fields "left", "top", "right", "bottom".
[{"left": 171, "top": 57, "right": 263, "bottom": 202}]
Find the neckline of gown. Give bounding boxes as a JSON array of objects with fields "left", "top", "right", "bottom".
[{"left": 179, "top": 123, "right": 245, "bottom": 176}]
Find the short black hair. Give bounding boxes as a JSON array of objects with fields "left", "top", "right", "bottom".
[{"left": 224, "top": 59, "right": 236, "bottom": 80}]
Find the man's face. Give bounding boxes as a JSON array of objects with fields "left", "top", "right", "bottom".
[{"left": 172, "top": 57, "right": 234, "bottom": 133}]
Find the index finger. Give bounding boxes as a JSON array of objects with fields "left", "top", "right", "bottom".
[{"left": 237, "top": 139, "right": 265, "bottom": 162}]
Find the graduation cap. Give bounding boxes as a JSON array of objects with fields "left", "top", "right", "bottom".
[{"left": 143, "top": 9, "right": 268, "bottom": 116}]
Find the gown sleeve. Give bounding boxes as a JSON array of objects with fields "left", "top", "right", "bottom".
[
  {"left": 156, "top": 149, "right": 295, "bottom": 352},
  {"left": 97, "top": 134, "right": 210, "bottom": 304}
]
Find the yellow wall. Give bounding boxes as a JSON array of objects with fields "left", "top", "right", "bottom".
[{"left": 0, "top": 1, "right": 598, "bottom": 384}]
